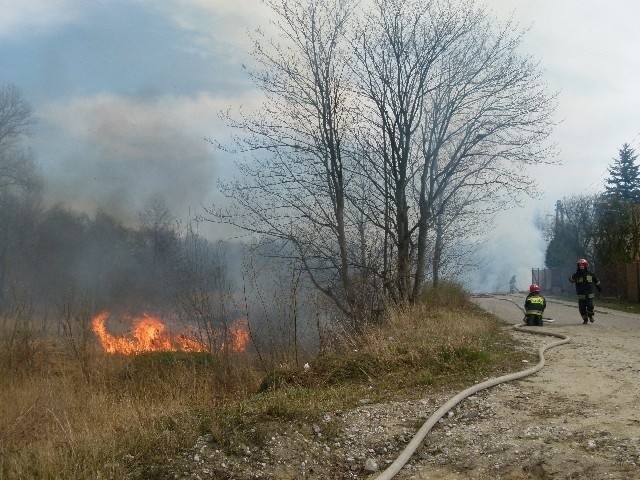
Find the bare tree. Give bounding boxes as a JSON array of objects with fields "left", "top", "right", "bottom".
[
  {"left": 211, "top": 0, "right": 370, "bottom": 324},
  {"left": 350, "top": 0, "right": 476, "bottom": 303},
  {"left": 0, "top": 84, "right": 41, "bottom": 308},
  {"left": 427, "top": 188, "right": 490, "bottom": 285},
  {"left": 138, "top": 195, "right": 176, "bottom": 266},
  {"left": 0, "top": 84, "right": 35, "bottom": 151},
  {"left": 413, "top": 9, "right": 557, "bottom": 291},
  {"left": 210, "top": 0, "right": 557, "bottom": 323},
  {"left": 352, "top": 0, "right": 556, "bottom": 300}
]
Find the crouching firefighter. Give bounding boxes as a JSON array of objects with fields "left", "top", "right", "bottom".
[{"left": 524, "top": 283, "right": 546, "bottom": 326}]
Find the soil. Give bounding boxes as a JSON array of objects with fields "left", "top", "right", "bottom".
[{"left": 171, "top": 294, "right": 640, "bottom": 480}]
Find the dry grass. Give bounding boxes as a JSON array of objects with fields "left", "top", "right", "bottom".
[
  {"left": 0, "top": 334, "right": 261, "bottom": 479},
  {"left": 0, "top": 284, "right": 526, "bottom": 479},
  {"left": 310, "top": 282, "right": 524, "bottom": 396}
]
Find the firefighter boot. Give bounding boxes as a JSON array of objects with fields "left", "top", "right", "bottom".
[
  {"left": 582, "top": 315, "right": 588, "bottom": 324},
  {"left": 588, "top": 313, "right": 595, "bottom": 323}
]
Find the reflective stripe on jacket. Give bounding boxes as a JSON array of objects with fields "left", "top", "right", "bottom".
[{"left": 524, "top": 293, "right": 546, "bottom": 316}]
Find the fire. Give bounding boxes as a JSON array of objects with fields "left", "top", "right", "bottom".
[
  {"left": 228, "top": 317, "right": 250, "bottom": 352},
  {"left": 91, "top": 312, "right": 250, "bottom": 355}
]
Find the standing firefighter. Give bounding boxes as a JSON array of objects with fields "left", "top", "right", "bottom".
[
  {"left": 524, "top": 283, "right": 546, "bottom": 326},
  {"left": 569, "top": 258, "right": 602, "bottom": 324}
]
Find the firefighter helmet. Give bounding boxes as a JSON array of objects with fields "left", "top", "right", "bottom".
[
  {"left": 529, "top": 283, "right": 540, "bottom": 293},
  {"left": 577, "top": 258, "right": 589, "bottom": 268}
]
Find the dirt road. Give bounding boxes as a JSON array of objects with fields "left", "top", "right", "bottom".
[{"left": 390, "top": 294, "right": 640, "bottom": 479}]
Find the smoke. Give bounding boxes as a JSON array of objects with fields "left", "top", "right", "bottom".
[
  {"left": 464, "top": 206, "right": 547, "bottom": 293},
  {"left": 34, "top": 92, "right": 233, "bottom": 226}
]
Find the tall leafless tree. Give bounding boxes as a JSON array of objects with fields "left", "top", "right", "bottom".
[
  {"left": 211, "top": 0, "right": 371, "bottom": 325},
  {"left": 352, "top": 0, "right": 556, "bottom": 301},
  {"left": 351, "top": 0, "right": 481, "bottom": 303},
  {"left": 411, "top": 8, "right": 558, "bottom": 293},
  {"left": 0, "top": 84, "right": 41, "bottom": 307},
  {"left": 211, "top": 0, "right": 557, "bottom": 324}
]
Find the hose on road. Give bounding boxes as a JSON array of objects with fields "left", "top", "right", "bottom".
[{"left": 372, "top": 300, "right": 571, "bottom": 480}]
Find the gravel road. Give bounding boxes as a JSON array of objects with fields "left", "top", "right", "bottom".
[{"left": 389, "top": 294, "right": 640, "bottom": 479}]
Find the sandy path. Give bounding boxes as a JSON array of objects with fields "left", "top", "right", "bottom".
[{"left": 392, "top": 294, "right": 640, "bottom": 479}]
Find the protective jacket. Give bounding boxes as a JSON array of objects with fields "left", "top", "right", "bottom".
[
  {"left": 569, "top": 269, "right": 601, "bottom": 299},
  {"left": 524, "top": 292, "right": 546, "bottom": 317}
]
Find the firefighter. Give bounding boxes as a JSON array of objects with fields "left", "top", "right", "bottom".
[
  {"left": 524, "top": 283, "right": 546, "bottom": 326},
  {"left": 568, "top": 258, "right": 602, "bottom": 324}
]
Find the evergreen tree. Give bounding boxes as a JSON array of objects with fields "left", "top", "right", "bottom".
[
  {"left": 603, "top": 143, "right": 640, "bottom": 203},
  {"left": 595, "top": 144, "right": 640, "bottom": 264}
]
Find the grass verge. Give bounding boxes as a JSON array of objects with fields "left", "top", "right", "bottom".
[{"left": 0, "top": 284, "right": 533, "bottom": 479}]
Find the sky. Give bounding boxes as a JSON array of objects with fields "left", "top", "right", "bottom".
[{"left": 2, "top": 0, "right": 640, "bottom": 293}]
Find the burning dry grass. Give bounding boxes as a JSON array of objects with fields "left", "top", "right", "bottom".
[
  {"left": 0, "top": 335, "right": 261, "bottom": 479},
  {"left": 0, "top": 284, "right": 523, "bottom": 479}
]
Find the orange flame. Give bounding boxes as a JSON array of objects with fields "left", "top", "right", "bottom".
[
  {"left": 91, "top": 312, "right": 250, "bottom": 355},
  {"left": 228, "top": 317, "right": 250, "bottom": 352}
]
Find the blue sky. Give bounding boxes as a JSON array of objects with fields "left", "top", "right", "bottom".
[{"left": 2, "top": 0, "right": 640, "bottom": 291}]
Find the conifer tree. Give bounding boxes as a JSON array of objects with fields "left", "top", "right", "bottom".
[
  {"left": 603, "top": 143, "right": 640, "bottom": 203},
  {"left": 595, "top": 143, "right": 640, "bottom": 264}
]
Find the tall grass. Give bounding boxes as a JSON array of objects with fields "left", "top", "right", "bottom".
[
  {"left": 0, "top": 318, "right": 261, "bottom": 479},
  {"left": 307, "top": 282, "right": 520, "bottom": 393},
  {"left": 0, "top": 283, "right": 526, "bottom": 479}
]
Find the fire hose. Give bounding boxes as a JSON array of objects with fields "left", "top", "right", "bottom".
[{"left": 372, "top": 296, "right": 570, "bottom": 480}]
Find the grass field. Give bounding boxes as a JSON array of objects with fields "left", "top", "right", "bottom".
[{"left": 0, "top": 284, "right": 532, "bottom": 479}]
